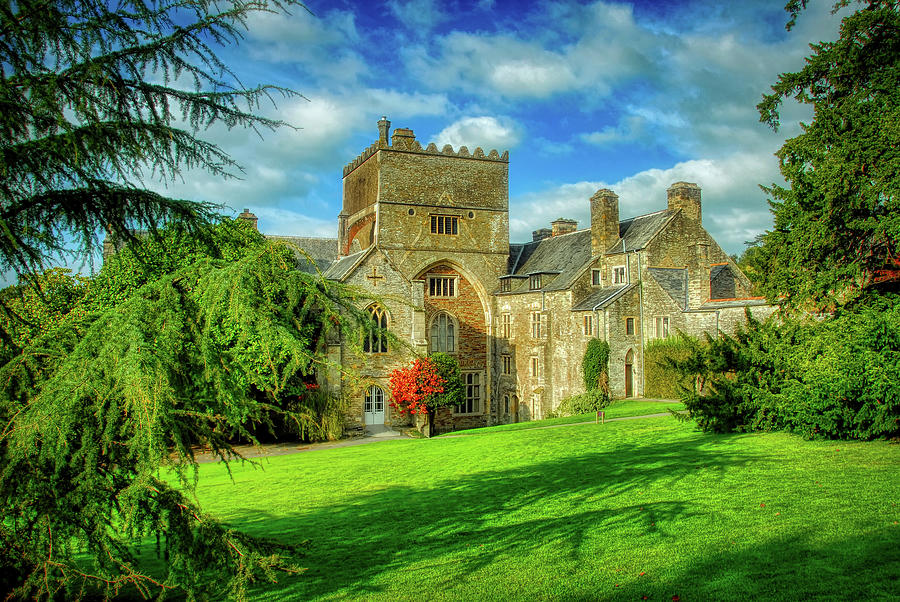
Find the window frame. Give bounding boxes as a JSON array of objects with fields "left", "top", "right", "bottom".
[
  {"left": 363, "top": 304, "right": 389, "bottom": 353},
  {"left": 591, "top": 269, "right": 602, "bottom": 286},
  {"left": 530, "top": 311, "right": 543, "bottom": 338},
  {"left": 529, "top": 274, "right": 542, "bottom": 290},
  {"left": 656, "top": 316, "right": 670, "bottom": 338},
  {"left": 499, "top": 278, "right": 511, "bottom": 293},
  {"left": 430, "top": 312, "right": 457, "bottom": 353},
  {"left": 625, "top": 316, "right": 636, "bottom": 336},
  {"left": 583, "top": 314, "right": 593, "bottom": 336},
  {"left": 428, "top": 276, "right": 457, "bottom": 298},
  {"left": 530, "top": 356, "right": 541, "bottom": 378},
  {"left": 613, "top": 266, "right": 627, "bottom": 285},
  {"left": 430, "top": 214, "right": 459, "bottom": 236},
  {"left": 502, "top": 354, "right": 512, "bottom": 375},
  {"left": 500, "top": 313, "right": 511, "bottom": 339},
  {"left": 455, "top": 371, "right": 482, "bottom": 415}
]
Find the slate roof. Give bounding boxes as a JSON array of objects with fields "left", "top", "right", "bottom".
[
  {"left": 266, "top": 235, "right": 339, "bottom": 274},
  {"left": 323, "top": 249, "right": 367, "bottom": 281},
  {"left": 608, "top": 210, "right": 674, "bottom": 254},
  {"left": 571, "top": 283, "right": 636, "bottom": 311},
  {"left": 647, "top": 267, "right": 688, "bottom": 309},
  {"left": 505, "top": 229, "right": 592, "bottom": 291}
]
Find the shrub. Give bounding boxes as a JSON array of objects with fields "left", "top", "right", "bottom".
[
  {"left": 669, "top": 296, "right": 900, "bottom": 440},
  {"left": 644, "top": 335, "right": 696, "bottom": 399},
  {"left": 582, "top": 338, "right": 610, "bottom": 392},
  {"left": 555, "top": 389, "right": 611, "bottom": 417}
]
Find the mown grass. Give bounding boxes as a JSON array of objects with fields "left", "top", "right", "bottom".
[
  {"left": 177, "top": 415, "right": 897, "bottom": 601},
  {"left": 440, "top": 399, "right": 685, "bottom": 435}
]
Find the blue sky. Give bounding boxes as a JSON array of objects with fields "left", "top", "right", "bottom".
[{"left": 154, "top": 0, "right": 848, "bottom": 255}]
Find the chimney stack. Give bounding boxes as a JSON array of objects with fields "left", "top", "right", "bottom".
[
  {"left": 391, "top": 127, "right": 416, "bottom": 150},
  {"left": 590, "top": 189, "right": 620, "bottom": 257},
  {"left": 377, "top": 116, "right": 391, "bottom": 146},
  {"left": 667, "top": 182, "right": 702, "bottom": 224},
  {"left": 551, "top": 218, "right": 578, "bottom": 237},
  {"left": 237, "top": 208, "right": 258, "bottom": 231},
  {"left": 532, "top": 228, "right": 552, "bottom": 242}
]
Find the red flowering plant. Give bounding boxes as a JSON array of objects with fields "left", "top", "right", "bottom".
[
  {"left": 389, "top": 358, "right": 445, "bottom": 416},
  {"left": 389, "top": 353, "right": 464, "bottom": 437}
]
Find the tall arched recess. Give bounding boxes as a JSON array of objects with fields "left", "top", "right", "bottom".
[
  {"left": 624, "top": 348, "right": 635, "bottom": 398},
  {"left": 415, "top": 260, "right": 491, "bottom": 420}
]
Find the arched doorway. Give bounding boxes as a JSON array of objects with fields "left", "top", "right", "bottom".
[
  {"left": 364, "top": 385, "right": 385, "bottom": 425},
  {"left": 624, "top": 349, "right": 635, "bottom": 398}
]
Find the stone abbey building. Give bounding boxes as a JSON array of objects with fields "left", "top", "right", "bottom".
[{"left": 247, "top": 118, "right": 774, "bottom": 433}]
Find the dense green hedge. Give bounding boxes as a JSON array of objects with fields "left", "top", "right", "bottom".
[
  {"left": 644, "top": 336, "right": 696, "bottom": 399},
  {"left": 669, "top": 295, "right": 900, "bottom": 440}
]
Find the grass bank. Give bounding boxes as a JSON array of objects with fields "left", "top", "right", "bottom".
[{"left": 180, "top": 415, "right": 897, "bottom": 600}]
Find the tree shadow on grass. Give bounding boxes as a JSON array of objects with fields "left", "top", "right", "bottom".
[{"left": 221, "top": 430, "right": 770, "bottom": 599}]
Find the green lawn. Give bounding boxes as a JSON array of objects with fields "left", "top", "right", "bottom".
[
  {"left": 181, "top": 414, "right": 897, "bottom": 601},
  {"left": 439, "top": 399, "right": 685, "bottom": 435}
]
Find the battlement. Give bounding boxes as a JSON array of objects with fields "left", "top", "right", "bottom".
[{"left": 343, "top": 120, "right": 509, "bottom": 177}]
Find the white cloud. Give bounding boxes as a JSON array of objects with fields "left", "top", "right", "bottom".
[
  {"left": 510, "top": 151, "right": 783, "bottom": 254},
  {"left": 433, "top": 116, "right": 522, "bottom": 151},
  {"left": 387, "top": 0, "right": 449, "bottom": 33}
]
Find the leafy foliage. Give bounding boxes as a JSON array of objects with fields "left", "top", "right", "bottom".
[
  {"left": 389, "top": 358, "right": 446, "bottom": 417},
  {"left": 755, "top": 0, "right": 900, "bottom": 310},
  {"left": 0, "top": 244, "right": 385, "bottom": 599},
  {"left": 582, "top": 338, "right": 610, "bottom": 392},
  {"left": 0, "top": 0, "right": 305, "bottom": 281},
  {"left": 644, "top": 335, "right": 697, "bottom": 399},
  {"left": 426, "top": 352, "right": 464, "bottom": 410},
  {"left": 553, "top": 389, "right": 611, "bottom": 418},
  {"left": 668, "top": 299, "right": 900, "bottom": 440}
]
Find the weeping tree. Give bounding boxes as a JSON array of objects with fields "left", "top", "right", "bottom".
[
  {"left": 0, "top": 245, "right": 386, "bottom": 599},
  {"left": 0, "top": 0, "right": 387, "bottom": 598}
]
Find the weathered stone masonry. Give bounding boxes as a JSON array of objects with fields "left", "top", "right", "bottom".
[{"left": 244, "top": 118, "right": 777, "bottom": 433}]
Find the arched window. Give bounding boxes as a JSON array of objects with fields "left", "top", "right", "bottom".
[
  {"left": 430, "top": 312, "right": 456, "bottom": 353},
  {"left": 364, "top": 305, "right": 388, "bottom": 353}
]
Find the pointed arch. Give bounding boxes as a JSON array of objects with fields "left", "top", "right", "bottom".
[{"left": 364, "top": 303, "right": 389, "bottom": 353}]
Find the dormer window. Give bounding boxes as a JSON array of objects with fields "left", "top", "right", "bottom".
[
  {"left": 613, "top": 266, "right": 627, "bottom": 284},
  {"left": 529, "top": 274, "right": 542, "bottom": 290},
  {"left": 500, "top": 278, "right": 511, "bottom": 293}
]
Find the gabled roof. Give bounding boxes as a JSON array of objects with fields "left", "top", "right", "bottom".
[
  {"left": 608, "top": 210, "right": 674, "bottom": 254},
  {"left": 505, "top": 230, "right": 592, "bottom": 291},
  {"left": 323, "top": 249, "right": 368, "bottom": 281},
  {"left": 647, "top": 267, "right": 688, "bottom": 310},
  {"left": 266, "top": 235, "right": 339, "bottom": 274},
  {"left": 571, "top": 283, "right": 635, "bottom": 311}
]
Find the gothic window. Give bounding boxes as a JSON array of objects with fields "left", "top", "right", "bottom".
[
  {"left": 530, "top": 312, "right": 543, "bottom": 338},
  {"left": 583, "top": 314, "right": 593, "bottom": 336},
  {"left": 364, "top": 304, "right": 389, "bottom": 353},
  {"left": 456, "top": 372, "right": 481, "bottom": 414},
  {"left": 656, "top": 316, "right": 670, "bottom": 338},
  {"left": 502, "top": 355, "right": 512, "bottom": 375},
  {"left": 430, "top": 214, "right": 458, "bottom": 235},
  {"left": 591, "top": 269, "right": 602, "bottom": 286},
  {"left": 504, "top": 394, "right": 510, "bottom": 414},
  {"left": 501, "top": 313, "right": 511, "bottom": 338},
  {"left": 625, "top": 317, "right": 636, "bottom": 336},
  {"left": 613, "top": 266, "right": 627, "bottom": 284},
  {"left": 529, "top": 274, "right": 542, "bottom": 290},
  {"left": 428, "top": 276, "right": 456, "bottom": 297},
  {"left": 430, "top": 312, "right": 456, "bottom": 353}
]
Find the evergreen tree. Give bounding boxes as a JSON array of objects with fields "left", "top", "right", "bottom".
[
  {"left": 0, "top": 0, "right": 304, "bottom": 281},
  {"left": 756, "top": 0, "right": 900, "bottom": 311}
]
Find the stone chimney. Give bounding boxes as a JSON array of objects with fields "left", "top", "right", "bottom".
[
  {"left": 377, "top": 116, "right": 391, "bottom": 146},
  {"left": 237, "top": 208, "right": 258, "bottom": 231},
  {"left": 551, "top": 218, "right": 578, "bottom": 237},
  {"left": 391, "top": 127, "right": 417, "bottom": 151},
  {"left": 590, "top": 189, "right": 620, "bottom": 257},
  {"left": 667, "top": 182, "right": 702, "bottom": 224},
  {"left": 532, "top": 228, "right": 552, "bottom": 242}
]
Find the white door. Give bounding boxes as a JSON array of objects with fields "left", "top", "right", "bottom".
[{"left": 364, "top": 385, "right": 385, "bottom": 425}]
